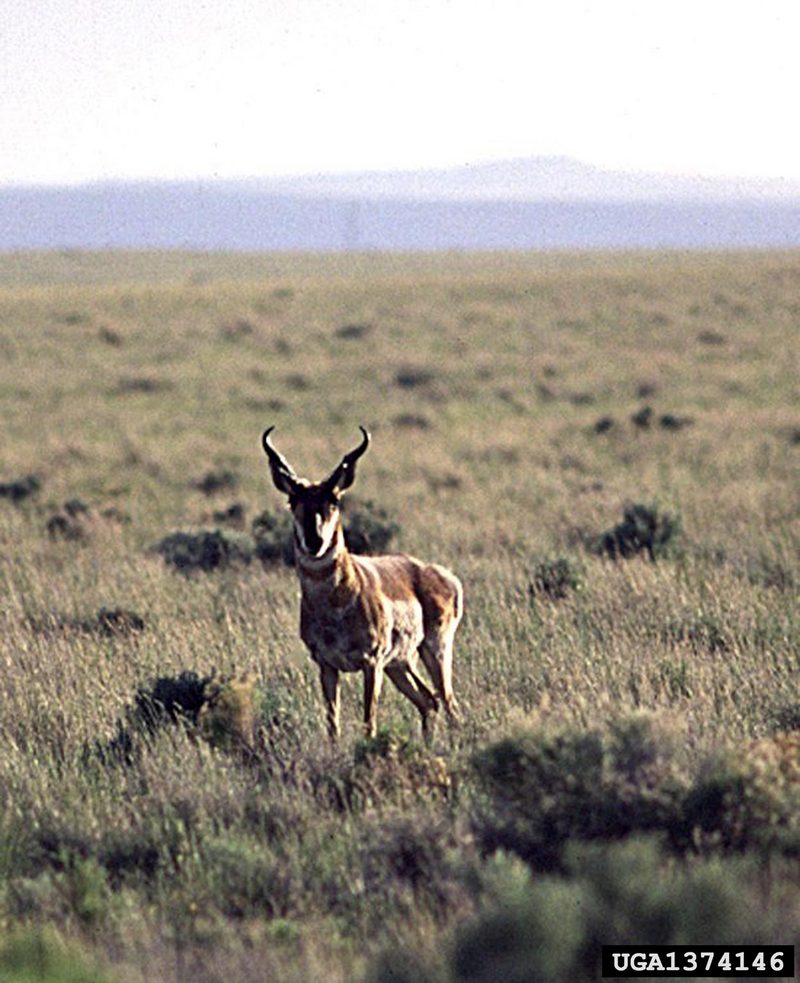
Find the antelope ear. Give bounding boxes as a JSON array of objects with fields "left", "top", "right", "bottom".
[
  {"left": 261, "top": 427, "right": 301, "bottom": 495},
  {"left": 325, "top": 426, "right": 370, "bottom": 494}
]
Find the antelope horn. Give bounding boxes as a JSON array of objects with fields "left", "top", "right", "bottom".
[
  {"left": 262, "top": 427, "right": 301, "bottom": 494},
  {"left": 325, "top": 426, "right": 371, "bottom": 492}
]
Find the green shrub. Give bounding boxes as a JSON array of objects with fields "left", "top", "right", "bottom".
[
  {"left": 94, "top": 827, "right": 163, "bottom": 885},
  {"left": 630, "top": 405, "right": 653, "bottom": 429},
  {"left": 663, "top": 614, "right": 731, "bottom": 653},
  {"left": 27, "top": 607, "right": 146, "bottom": 639},
  {"left": 670, "top": 732, "right": 800, "bottom": 855},
  {"left": 193, "top": 468, "right": 239, "bottom": 495},
  {"left": 393, "top": 412, "right": 432, "bottom": 430},
  {"left": 94, "top": 670, "right": 259, "bottom": 764},
  {"left": 746, "top": 555, "right": 795, "bottom": 591},
  {"left": 447, "top": 839, "right": 782, "bottom": 983},
  {"left": 0, "top": 930, "right": 110, "bottom": 983},
  {"left": 528, "top": 557, "right": 582, "bottom": 600},
  {"left": 199, "top": 671, "right": 258, "bottom": 753},
  {"left": 659, "top": 412, "right": 693, "bottom": 431},
  {"left": 471, "top": 715, "right": 686, "bottom": 870},
  {"left": 366, "top": 950, "right": 442, "bottom": 983},
  {"left": 0, "top": 473, "right": 41, "bottom": 503},
  {"left": 342, "top": 499, "right": 401, "bottom": 555},
  {"left": 591, "top": 503, "right": 681, "bottom": 561},
  {"left": 336, "top": 322, "right": 372, "bottom": 339},
  {"left": 12, "top": 789, "right": 210, "bottom": 910},
  {"left": 453, "top": 876, "right": 585, "bottom": 983},
  {"left": 472, "top": 714, "right": 799, "bottom": 871},
  {"left": 593, "top": 415, "right": 615, "bottom": 433},
  {"left": 304, "top": 728, "right": 452, "bottom": 814},
  {"left": 8, "top": 854, "right": 110, "bottom": 928},
  {"left": 251, "top": 508, "right": 296, "bottom": 566},
  {"left": 131, "top": 670, "right": 211, "bottom": 731},
  {"left": 360, "top": 811, "right": 456, "bottom": 920},
  {"left": 211, "top": 501, "right": 247, "bottom": 527},
  {"left": 395, "top": 367, "right": 435, "bottom": 389},
  {"left": 46, "top": 511, "right": 86, "bottom": 541},
  {"left": 767, "top": 701, "right": 800, "bottom": 733},
  {"left": 154, "top": 528, "right": 254, "bottom": 572},
  {"left": 57, "top": 854, "right": 110, "bottom": 927},
  {"left": 653, "top": 657, "right": 693, "bottom": 700},
  {"left": 203, "top": 835, "right": 298, "bottom": 919},
  {"left": 565, "top": 840, "right": 751, "bottom": 953}
]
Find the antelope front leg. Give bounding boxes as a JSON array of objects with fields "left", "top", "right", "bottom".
[
  {"left": 362, "top": 663, "right": 384, "bottom": 738},
  {"left": 319, "top": 664, "right": 340, "bottom": 741}
]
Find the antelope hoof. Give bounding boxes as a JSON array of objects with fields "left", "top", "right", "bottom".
[
  {"left": 445, "top": 699, "right": 461, "bottom": 725},
  {"left": 421, "top": 708, "right": 439, "bottom": 743}
]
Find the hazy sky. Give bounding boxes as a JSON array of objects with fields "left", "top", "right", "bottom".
[{"left": 2, "top": 0, "right": 799, "bottom": 186}]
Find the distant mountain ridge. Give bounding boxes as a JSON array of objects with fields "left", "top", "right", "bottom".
[
  {"left": 2, "top": 156, "right": 800, "bottom": 251},
  {"left": 228, "top": 156, "right": 800, "bottom": 203}
]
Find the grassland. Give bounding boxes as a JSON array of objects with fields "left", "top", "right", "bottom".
[{"left": 0, "top": 250, "right": 798, "bottom": 981}]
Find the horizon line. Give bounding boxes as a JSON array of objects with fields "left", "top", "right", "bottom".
[{"left": 3, "top": 154, "right": 800, "bottom": 193}]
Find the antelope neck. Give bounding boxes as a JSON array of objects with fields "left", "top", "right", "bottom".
[{"left": 295, "top": 529, "right": 352, "bottom": 584}]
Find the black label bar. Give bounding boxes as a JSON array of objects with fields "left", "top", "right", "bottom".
[{"left": 601, "top": 945, "right": 795, "bottom": 978}]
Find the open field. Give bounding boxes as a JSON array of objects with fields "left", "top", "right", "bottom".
[{"left": 0, "top": 250, "right": 798, "bottom": 981}]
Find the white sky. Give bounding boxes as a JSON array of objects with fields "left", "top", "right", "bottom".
[{"left": 1, "top": 0, "right": 799, "bottom": 186}]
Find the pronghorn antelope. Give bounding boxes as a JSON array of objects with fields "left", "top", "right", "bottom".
[{"left": 262, "top": 426, "right": 462, "bottom": 741}]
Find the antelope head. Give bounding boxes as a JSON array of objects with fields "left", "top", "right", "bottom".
[{"left": 261, "top": 426, "right": 370, "bottom": 559}]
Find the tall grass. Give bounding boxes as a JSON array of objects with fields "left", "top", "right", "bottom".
[{"left": 0, "top": 251, "right": 798, "bottom": 980}]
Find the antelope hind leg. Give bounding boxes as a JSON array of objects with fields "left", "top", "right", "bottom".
[
  {"left": 386, "top": 664, "right": 439, "bottom": 741},
  {"left": 419, "top": 633, "right": 460, "bottom": 723}
]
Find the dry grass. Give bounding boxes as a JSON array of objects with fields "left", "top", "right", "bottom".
[{"left": 0, "top": 250, "right": 798, "bottom": 981}]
